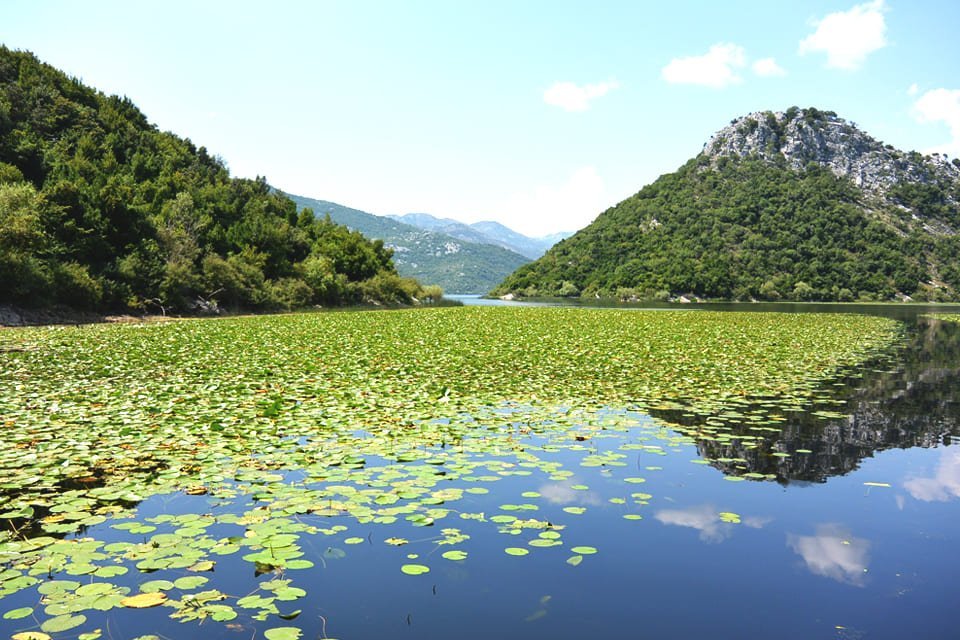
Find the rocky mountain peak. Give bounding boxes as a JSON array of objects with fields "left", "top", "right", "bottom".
[{"left": 702, "top": 107, "right": 960, "bottom": 200}]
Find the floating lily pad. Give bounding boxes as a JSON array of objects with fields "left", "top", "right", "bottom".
[
  {"left": 121, "top": 592, "right": 168, "bottom": 608},
  {"left": 264, "top": 627, "right": 303, "bottom": 640},
  {"left": 41, "top": 614, "right": 87, "bottom": 633},
  {"left": 400, "top": 564, "right": 430, "bottom": 575}
]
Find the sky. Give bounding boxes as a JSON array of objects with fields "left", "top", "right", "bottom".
[{"left": 3, "top": 0, "right": 959, "bottom": 236}]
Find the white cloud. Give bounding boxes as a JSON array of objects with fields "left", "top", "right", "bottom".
[
  {"left": 661, "top": 43, "right": 746, "bottom": 89},
  {"left": 913, "top": 88, "right": 960, "bottom": 157},
  {"left": 752, "top": 57, "right": 786, "bottom": 78},
  {"left": 543, "top": 80, "right": 620, "bottom": 112},
  {"left": 495, "top": 166, "right": 608, "bottom": 236},
  {"left": 787, "top": 524, "right": 870, "bottom": 585},
  {"left": 538, "top": 482, "right": 602, "bottom": 506},
  {"left": 908, "top": 83, "right": 919, "bottom": 96},
  {"left": 904, "top": 448, "right": 960, "bottom": 501},
  {"left": 799, "top": 0, "right": 887, "bottom": 70}
]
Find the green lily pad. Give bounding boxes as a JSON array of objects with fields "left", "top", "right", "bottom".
[
  {"left": 3, "top": 606, "right": 34, "bottom": 620},
  {"left": 400, "top": 564, "right": 430, "bottom": 575},
  {"left": 264, "top": 627, "right": 303, "bottom": 640},
  {"left": 41, "top": 614, "right": 87, "bottom": 633}
]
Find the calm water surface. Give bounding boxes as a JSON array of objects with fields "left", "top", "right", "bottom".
[{"left": 4, "top": 303, "right": 959, "bottom": 639}]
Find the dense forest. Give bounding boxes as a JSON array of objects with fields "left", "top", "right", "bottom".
[
  {"left": 495, "top": 154, "right": 960, "bottom": 302},
  {"left": 0, "top": 47, "right": 437, "bottom": 313}
]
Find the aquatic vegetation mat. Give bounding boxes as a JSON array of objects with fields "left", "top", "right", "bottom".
[
  {"left": 926, "top": 313, "right": 960, "bottom": 324},
  {"left": 0, "top": 307, "right": 899, "bottom": 637}
]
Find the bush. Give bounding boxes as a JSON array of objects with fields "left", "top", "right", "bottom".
[
  {"left": 358, "top": 272, "right": 417, "bottom": 305},
  {"left": 759, "top": 280, "right": 780, "bottom": 300},
  {"left": 53, "top": 262, "right": 103, "bottom": 309},
  {"left": 421, "top": 284, "right": 443, "bottom": 303},
  {"left": 268, "top": 278, "right": 313, "bottom": 310},
  {"left": 558, "top": 281, "right": 580, "bottom": 297}
]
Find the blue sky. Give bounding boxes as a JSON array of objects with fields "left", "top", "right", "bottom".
[{"left": 3, "top": 0, "right": 959, "bottom": 235}]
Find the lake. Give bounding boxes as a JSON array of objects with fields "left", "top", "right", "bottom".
[{"left": 0, "top": 304, "right": 958, "bottom": 639}]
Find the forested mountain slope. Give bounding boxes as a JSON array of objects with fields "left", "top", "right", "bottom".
[
  {"left": 495, "top": 108, "right": 960, "bottom": 302},
  {"left": 0, "top": 46, "right": 429, "bottom": 312}
]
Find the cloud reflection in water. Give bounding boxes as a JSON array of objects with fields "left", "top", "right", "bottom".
[
  {"left": 654, "top": 504, "right": 771, "bottom": 543},
  {"left": 904, "top": 448, "right": 960, "bottom": 502},
  {"left": 787, "top": 524, "right": 870, "bottom": 586},
  {"left": 538, "top": 482, "right": 603, "bottom": 506}
]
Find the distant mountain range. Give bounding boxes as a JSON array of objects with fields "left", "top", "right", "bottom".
[
  {"left": 283, "top": 194, "right": 539, "bottom": 294},
  {"left": 495, "top": 107, "right": 960, "bottom": 302},
  {"left": 388, "top": 213, "right": 571, "bottom": 260}
]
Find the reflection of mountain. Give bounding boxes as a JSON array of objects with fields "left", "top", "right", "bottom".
[{"left": 673, "top": 317, "right": 960, "bottom": 483}]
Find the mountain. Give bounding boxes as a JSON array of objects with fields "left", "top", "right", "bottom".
[
  {"left": 494, "top": 107, "right": 960, "bottom": 302},
  {"left": 283, "top": 194, "right": 530, "bottom": 294},
  {"left": 389, "top": 212, "right": 571, "bottom": 259},
  {"left": 0, "top": 46, "right": 431, "bottom": 313}
]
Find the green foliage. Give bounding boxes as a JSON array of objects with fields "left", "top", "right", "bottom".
[
  {"left": 495, "top": 157, "right": 959, "bottom": 301},
  {"left": 285, "top": 194, "right": 530, "bottom": 294},
  {"left": 0, "top": 47, "right": 428, "bottom": 311}
]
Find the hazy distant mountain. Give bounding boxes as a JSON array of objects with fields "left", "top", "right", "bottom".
[
  {"left": 495, "top": 107, "right": 960, "bottom": 302},
  {"left": 389, "top": 213, "right": 571, "bottom": 259},
  {"left": 283, "top": 194, "right": 530, "bottom": 294},
  {"left": 471, "top": 221, "right": 573, "bottom": 259}
]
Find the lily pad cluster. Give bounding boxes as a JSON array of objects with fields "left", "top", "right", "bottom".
[{"left": 0, "top": 307, "right": 900, "bottom": 636}]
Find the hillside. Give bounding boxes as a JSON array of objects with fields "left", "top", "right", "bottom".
[
  {"left": 0, "top": 47, "right": 432, "bottom": 313},
  {"left": 284, "top": 194, "right": 530, "bottom": 294},
  {"left": 494, "top": 107, "right": 960, "bottom": 302},
  {"left": 389, "top": 213, "right": 570, "bottom": 259}
]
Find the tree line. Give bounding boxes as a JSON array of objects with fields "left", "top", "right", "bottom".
[{"left": 0, "top": 46, "right": 440, "bottom": 312}]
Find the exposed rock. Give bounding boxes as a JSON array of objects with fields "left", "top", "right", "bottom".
[
  {"left": 703, "top": 108, "right": 960, "bottom": 235},
  {"left": 0, "top": 306, "right": 23, "bottom": 326}
]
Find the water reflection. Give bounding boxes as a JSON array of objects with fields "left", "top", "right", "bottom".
[
  {"left": 675, "top": 317, "right": 960, "bottom": 483},
  {"left": 538, "top": 482, "right": 602, "bottom": 506},
  {"left": 787, "top": 524, "right": 870, "bottom": 585},
  {"left": 904, "top": 448, "right": 960, "bottom": 502},
  {"left": 654, "top": 504, "right": 771, "bottom": 542},
  {"left": 655, "top": 505, "right": 734, "bottom": 542}
]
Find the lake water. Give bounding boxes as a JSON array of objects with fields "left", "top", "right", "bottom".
[{"left": 2, "top": 303, "right": 959, "bottom": 639}]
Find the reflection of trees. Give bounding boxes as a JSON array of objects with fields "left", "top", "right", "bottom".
[{"left": 671, "top": 318, "right": 960, "bottom": 483}]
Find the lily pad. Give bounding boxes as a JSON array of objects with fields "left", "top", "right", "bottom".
[
  {"left": 121, "top": 592, "right": 168, "bottom": 608},
  {"left": 264, "top": 627, "right": 303, "bottom": 640},
  {"left": 400, "top": 563, "right": 431, "bottom": 575}
]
